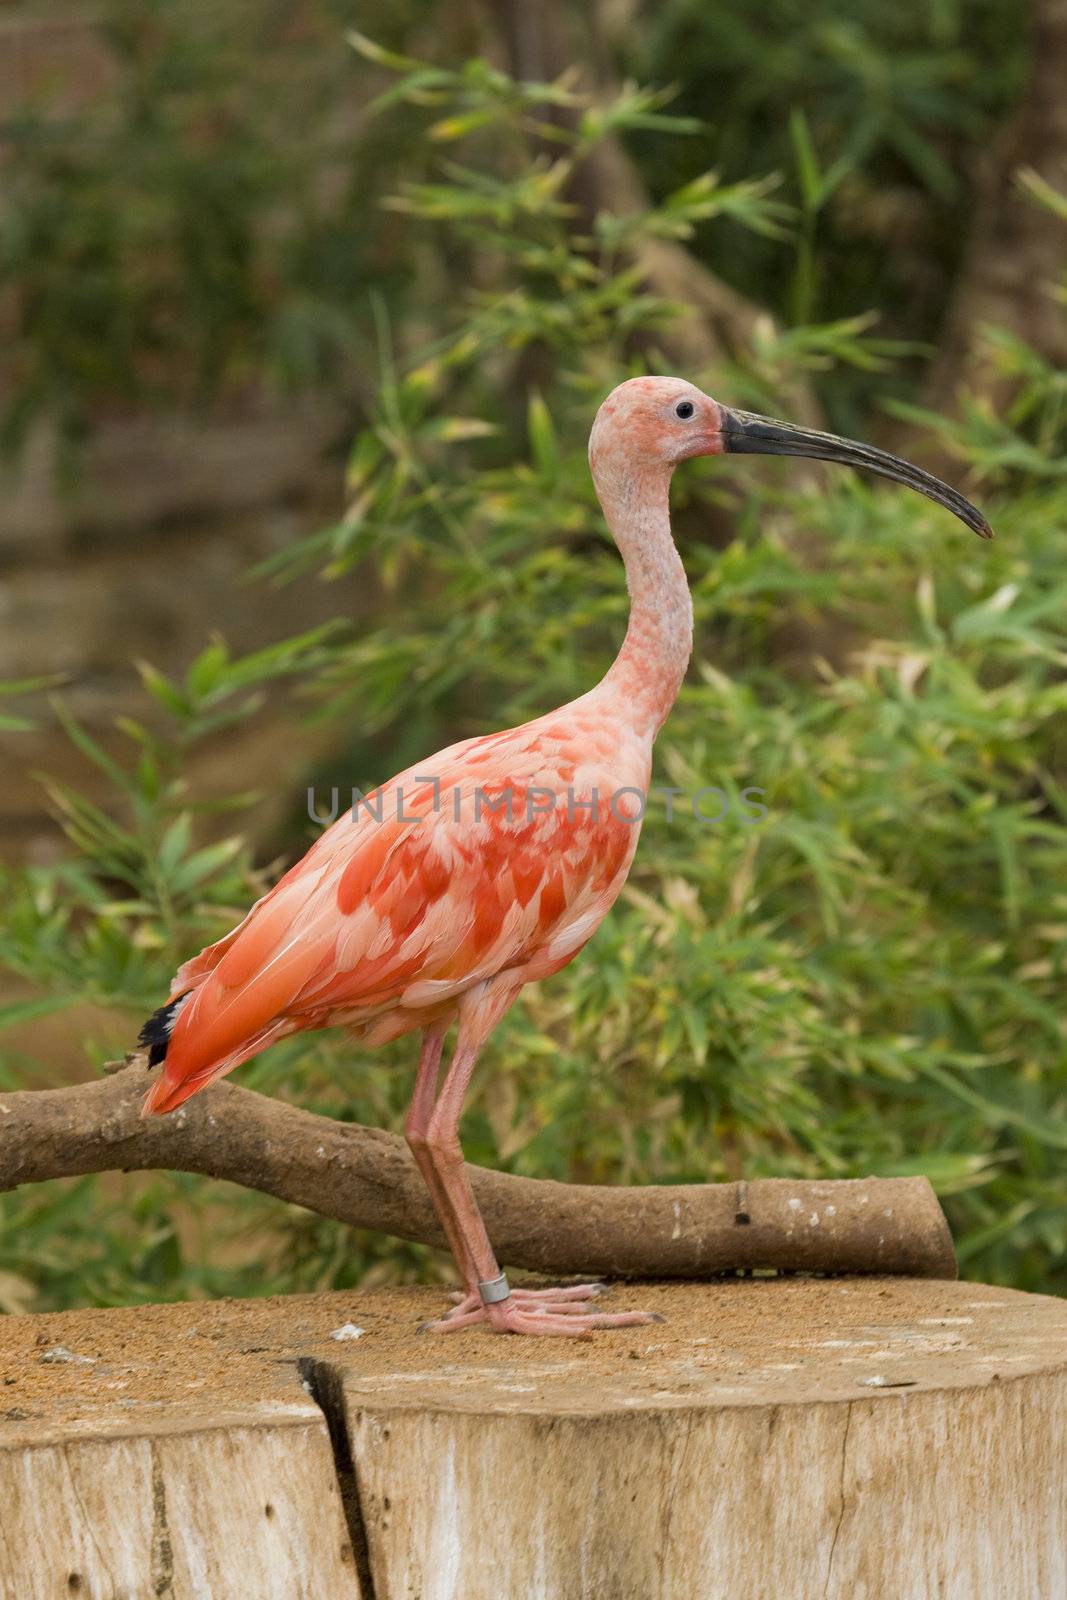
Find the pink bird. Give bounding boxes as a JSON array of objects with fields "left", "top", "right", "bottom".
[{"left": 141, "top": 377, "right": 990, "bottom": 1336}]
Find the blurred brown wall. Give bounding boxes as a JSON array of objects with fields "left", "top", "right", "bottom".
[{"left": 0, "top": 11, "right": 354, "bottom": 861}]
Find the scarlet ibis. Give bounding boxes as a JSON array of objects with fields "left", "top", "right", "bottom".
[{"left": 141, "top": 378, "right": 990, "bottom": 1336}]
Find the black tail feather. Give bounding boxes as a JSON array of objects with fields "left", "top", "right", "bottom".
[{"left": 138, "top": 993, "right": 190, "bottom": 1068}]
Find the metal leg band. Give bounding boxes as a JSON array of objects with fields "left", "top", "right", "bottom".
[{"left": 477, "top": 1272, "right": 511, "bottom": 1306}]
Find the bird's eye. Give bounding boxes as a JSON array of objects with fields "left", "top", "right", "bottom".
[{"left": 675, "top": 400, "right": 695, "bottom": 419}]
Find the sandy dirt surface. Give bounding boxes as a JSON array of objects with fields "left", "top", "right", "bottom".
[{"left": 2, "top": 1277, "right": 1065, "bottom": 1443}]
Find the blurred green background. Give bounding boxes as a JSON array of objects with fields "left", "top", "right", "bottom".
[{"left": 1, "top": 0, "right": 1065, "bottom": 1311}]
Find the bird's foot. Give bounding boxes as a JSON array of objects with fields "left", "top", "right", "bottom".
[
  {"left": 444, "top": 1281, "right": 608, "bottom": 1319},
  {"left": 419, "top": 1283, "right": 663, "bottom": 1338}
]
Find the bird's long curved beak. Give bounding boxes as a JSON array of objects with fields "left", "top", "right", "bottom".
[{"left": 718, "top": 405, "right": 993, "bottom": 539}]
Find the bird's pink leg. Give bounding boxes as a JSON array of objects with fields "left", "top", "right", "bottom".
[
  {"left": 417, "top": 986, "right": 660, "bottom": 1337},
  {"left": 405, "top": 1027, "right": 480, "bottom": 1295},
  {"left": 405, "top": 1027, "right": 609, "bottom": 1322}
]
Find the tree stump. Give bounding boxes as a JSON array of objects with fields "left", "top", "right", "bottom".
[{"left": 2, "top": 1278, "right": 1065, "bottom": 1598}]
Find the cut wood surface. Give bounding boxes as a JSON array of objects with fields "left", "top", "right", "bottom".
[
  {"left": 0, "top": 1060, "right": 957, "bottom": 1279},
  {"left": 2, "top": 1278, "right": 1065, "bottom": 1599}
]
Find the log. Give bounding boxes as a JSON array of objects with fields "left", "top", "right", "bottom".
[
  {"left": 0, "top": 1295, "right": 361, "bottom": 1598},
  {"left": 2, "top": 1278, "right": 1065, "bottom": 1598},
  {"left": 0, "top": 1061, "right": 957, "bottom": 1278}
]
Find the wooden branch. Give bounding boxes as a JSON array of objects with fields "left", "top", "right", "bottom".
[{"left": 0, "top": 1060, "right": 956, "bottom": 1279}]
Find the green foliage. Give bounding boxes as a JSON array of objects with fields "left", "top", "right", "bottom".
[
  {"left": 2, "top": 36, "right": 1066, "bottom": 1311},
  {"left": 1, "top": 0, "right": 1032, "bottom": 455},
  {"left": 2, "top": 630, "right": 340, "bottom": 1024},
  {"left": 633, "top": 0, "right": 1029, "bottom": 423},
  {"left": 0, "top": 0, "right": 379, "bottom": 457}
]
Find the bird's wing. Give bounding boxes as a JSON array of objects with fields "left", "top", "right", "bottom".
[{"left": 146, "top": 743, "right": 639, "bottom": 1111}]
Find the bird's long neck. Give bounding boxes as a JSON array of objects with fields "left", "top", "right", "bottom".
[{"left": 593, "top": 461, "right": 694, "bottom": 742}]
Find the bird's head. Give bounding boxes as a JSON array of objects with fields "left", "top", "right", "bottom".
[{"left": 589, "top": 375, "right": 992, "bottom": 539}]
